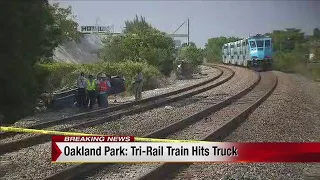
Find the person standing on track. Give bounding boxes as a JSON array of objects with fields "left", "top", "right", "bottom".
[
  {"left": 133, "top": 70, "right": 143, "bottom": 101},
  {"left": 97, "top": 73, "right": 111, "bottom": 107},
  {"left": 86, "top": 75, "right": 96, "bottom": 110},
  {"left": 77, "top": 72, "right": 87, "bottom": 109}
]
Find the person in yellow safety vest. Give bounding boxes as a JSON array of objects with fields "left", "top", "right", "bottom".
[
  {"left": 95, "top": 72, "right": 102, "bottom": 106},
  {"left": 86, "top": 75, "right": 96, "bottom": 109}
]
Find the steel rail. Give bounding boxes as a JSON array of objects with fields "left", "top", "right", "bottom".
[
  {"left": 137, "top": 73, "right": 278, "bottom": 180},
  {"left": 0, "top": 66, "right": 235, "bottom": 155},
  {"left": 44, "top": 66, "right": 262, "bottom": 180},
  {"left": 0, "top": 67, "right": 223, "bottom": 140}
]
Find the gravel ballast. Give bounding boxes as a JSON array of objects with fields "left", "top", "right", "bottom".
[
  {"left": 166, "top": 71, "right": 275, "bottom": 141},
  {"left": 85, "top": 70, "right": 270, "bottom": 180},
  {"left": 82, "top": 66, "right": 259, "bottom": 180},
  {"left": 0, "top": 66, "right": 221, "bottom": 144},
  {"left": 0, "top": 65, "right": 222, "bottom": 180},
  {"left": 73, "top": 66, "right": 255, "bottom": 139},
  {"left": 10, "top": 66, "right": 219, "bottom": 128},
  {"left": 0, "top": 66, "right": 257, "bottom": 180},
  {"left": 174, "top": 71, "right": 320, "bottom": 180}
]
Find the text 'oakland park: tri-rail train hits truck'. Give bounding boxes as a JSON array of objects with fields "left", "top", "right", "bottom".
[{"left": 222, "top": 34, "right": 273, "bottom": 71}]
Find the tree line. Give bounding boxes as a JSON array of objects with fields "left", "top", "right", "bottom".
[
  {"left": 204, "top": 28, "right": 320, "bottom": 62},
  {"left": 99, "top": 15, "right": 204, "bottom": 76},
  {"left": 0, "top": 2, "right": 204, "bottom": 124},
  {"left": 0, "top": 1, "right": 83, "bottom": 124},
  {"left": 204, "top": 28, "right": 320, "bottom": 78},
  {"left": 3, "top": 1, "right": 316, "bottom": 125}
]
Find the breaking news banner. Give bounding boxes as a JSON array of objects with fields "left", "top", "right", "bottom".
[{"left": 52, "top": 136, "right": 320, "bottom": 163}]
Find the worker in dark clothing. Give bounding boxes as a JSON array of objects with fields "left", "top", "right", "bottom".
[
  {"left": 112, "top": 75, "right": 126, "bottom": 103},
  {"left": 86, "top": 75, "right": 96, "bottom": 110},
  {"left": 133, "top": 71, "right": 143, "bottom": 101},
  {"left": 77, "top": 72, "right": 87, "bottom": 109}
]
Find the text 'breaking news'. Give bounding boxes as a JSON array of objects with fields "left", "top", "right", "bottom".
[{"left": 51, "top": 136, "right": 320, "bottom": 163}]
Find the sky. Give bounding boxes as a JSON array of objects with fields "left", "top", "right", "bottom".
[{"left": 53, "top": 0, "right": 320, "bottom": 48}]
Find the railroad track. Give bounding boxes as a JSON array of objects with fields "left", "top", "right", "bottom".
[
  {"left": 1, "top": 67, "right": 223, "bottom": 139},
  {"left": 0, "top": 66, "right": 235, "bottom": 155},
  {"left": 137, "top": 72, "right": 277, "bottom": 180},
  {"left": 43, "top": 68, "right": 277, "bottom": 180}
]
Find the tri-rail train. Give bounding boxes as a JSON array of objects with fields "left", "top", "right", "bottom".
[{"left": 222, "top": 34, "right": 273, "bottom": 70}]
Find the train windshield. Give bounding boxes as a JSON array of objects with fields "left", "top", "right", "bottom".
[
  {"left": 249, "top": 41, "right": 256, "bottom": 48},
  {"left": 265, "top": 40, "right": 271, "bottom": 48},
  {"left": 256, "top": 40, "right": 264, "bottom": 47}
]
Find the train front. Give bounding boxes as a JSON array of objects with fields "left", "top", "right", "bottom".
[{"left": 248, "top": 35, "right": 273, "bottom": 70}]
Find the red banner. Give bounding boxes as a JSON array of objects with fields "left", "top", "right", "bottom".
[
  {"left": 51, "top": 140, "right": 320, "bottom": 163},
  {"left": 233, "top": 142, "right": 320, "bottom": 162}
]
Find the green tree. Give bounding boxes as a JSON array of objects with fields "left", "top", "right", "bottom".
[
  {"left": 100, "top": 16, "right": 175, "bottom": 76},
  {"left": 0, "top": 1, "right": 82, "bottom": 124},
  {"left": 269, "top": 28, "right": 305, "bottom": 52},
  {"left": 313, "top": 28, "right": 320, "bottom": 39},
  {"left": 50, "top": 3, "right": 82, "bottom": 42},
  {"left": 39, "top": 2, "right": 82, "bottom": 62},
  {"left": 204, "top": 36, "right": 241, "bottom": 62},
  {"left": 309, "top": 28, "right": 320, "bottom": 62},
  {"left": 179, "top": 42, "right": 204, "bottom": 66},
  {"left": 123, "top": 15, "right": 151, "bottom": 34},
  {"left": 0, "top": 0, "right": 55, "bottom": 124},
  {"left": 269, "top": 28, "right": 319, "bottom": 78}
]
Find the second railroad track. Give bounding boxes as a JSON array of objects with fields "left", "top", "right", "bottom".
[
  {"left": 0, "top": 65, "right": 234, "bottom": 155},
  {"left": 43, "top": 67, "right": 277, "bottom": 180}
]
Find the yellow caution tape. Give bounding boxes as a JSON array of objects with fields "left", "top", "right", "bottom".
[{"left": 0, "top": 126, "right": 209, "bottom": 143}]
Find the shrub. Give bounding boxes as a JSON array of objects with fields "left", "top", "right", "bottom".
[
  {"left": 273, "top": 51, "right": 306, "bottom": 73},
  {"left": 273, "top": 51, "right": 320, "bottom": 80},
  {"left": 36, "top": 61, "right": 161, "bottom": 94},
  {"left": 35, "top": 62, "right": 77, "bottom": 92},
  {"left": 306, "top": 63, "right": 320, "bottom": 81}
]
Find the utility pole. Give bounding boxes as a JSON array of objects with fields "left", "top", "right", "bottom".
[
  {"left": 187, "top": 18, "right": 190, "bottom": 46},
  {"left": 95, "top": 17, "right": 100, "bottom": 34}
]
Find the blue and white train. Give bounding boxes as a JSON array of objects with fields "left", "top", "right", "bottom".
[{"left": 222, "top": 34, "right": 273, "bottom": 70}]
